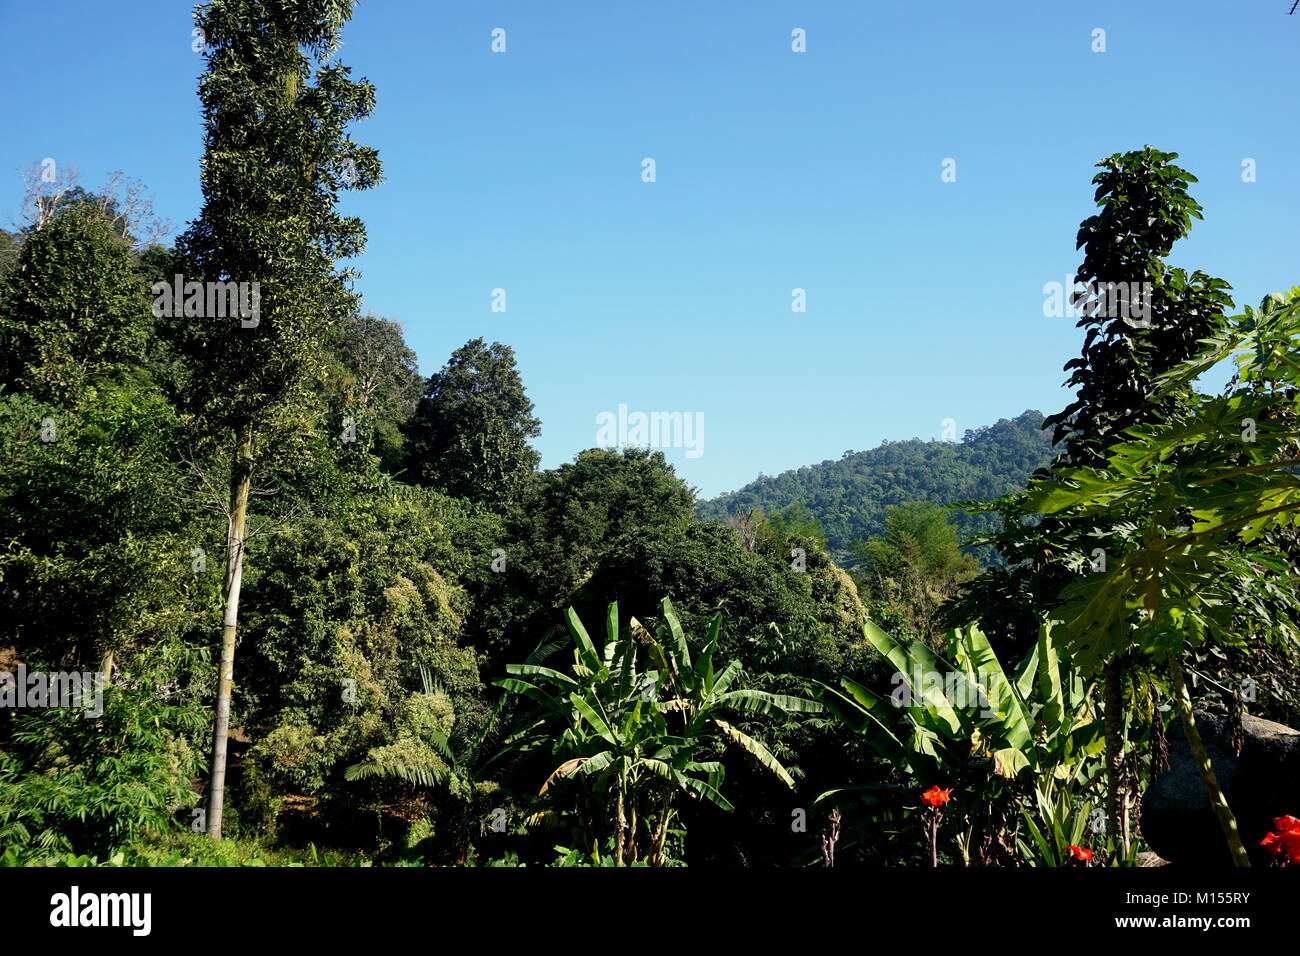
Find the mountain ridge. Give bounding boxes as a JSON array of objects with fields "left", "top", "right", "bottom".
[{"left": 696, "top": 409, "right": 1055, "bottom": 564}]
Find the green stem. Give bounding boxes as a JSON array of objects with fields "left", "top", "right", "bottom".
[
  {"left": 1103, "top": 659, "right": 1129, "bottom": 857},
  {"left": 1169, "top": 657, "right": 1250, "bottom": 867}
]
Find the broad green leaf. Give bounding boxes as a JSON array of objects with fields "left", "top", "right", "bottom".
[
  {"left": 565, "top": 605, "right": 605, "bottom": 676},
  {"left": 568, "top": 692, "right": 617, "bottom": 745},
  {"left": 713, "top": 718, "right": 795, "bottom": 788},
  {"left": 661, "top": 597, "right": 691, "bottom": 674}
]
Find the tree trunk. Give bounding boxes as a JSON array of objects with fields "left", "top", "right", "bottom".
[
  {"left": 651, "top": 793, "right": 674, "bottom": 866},
  {"left": 1103, "top": 658, "right": 1129, "bottom": 856},
  {"left": 206, "top": 426, "right": 253, "bottom": 840},
  {"left": 1169, "top": 658, "right": 1250, "bottom": 867},
  {"left": 628, "top": 799, "right": 638, "bottom": 864},
  {"left": 614, "top": 781, "right": 626, "bottom": 866}
]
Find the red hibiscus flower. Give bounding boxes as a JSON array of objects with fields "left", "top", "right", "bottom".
[{"left": 1065, "top": 845, "right": 1093, "bottom": 863}]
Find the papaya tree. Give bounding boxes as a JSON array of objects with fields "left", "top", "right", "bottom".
[{"left": 1025, "top": 289, "right": 1300, "bottom": 865}]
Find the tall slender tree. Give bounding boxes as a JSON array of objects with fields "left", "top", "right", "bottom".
[{"left": 176, "top": 0, "right": 380, "bottom": 839}]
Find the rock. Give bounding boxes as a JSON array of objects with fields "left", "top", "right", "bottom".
[{"left": 1140, "top": 708, "right": 1300, "bottom": 866}]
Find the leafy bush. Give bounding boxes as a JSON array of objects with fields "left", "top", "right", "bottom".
[{"left": 0, "top": 653, "right": 207, "bottom": 857}]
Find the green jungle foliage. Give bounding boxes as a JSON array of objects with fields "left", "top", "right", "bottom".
[{"left": 1, "top": 0, "right": 1296, "bottom": 871}]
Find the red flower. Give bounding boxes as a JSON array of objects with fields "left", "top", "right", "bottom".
[
  {"left": 920, "top": 786, "right": 952, "bottom": 808},
  {"left": 1283, "top": 835, "right": 1300, "bottom": 864},
  {"left": 1262, "top": 815, "right": 1300, "bottom": 865},
  {"left": 1065, "top": 845, "right": 1093, "bottom": 863},
  {"left": 1258, "top": 816, "right": 1300, "bottom": 868}
]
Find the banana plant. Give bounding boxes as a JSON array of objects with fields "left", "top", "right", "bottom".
[
  {"left": 813, "top": 619, "right": 1104, "bottom": 862},
  {"left": 818, "top": 620, "right": 1102, "bottom": 783},
  {"left": 493, "top": 598, "right": 821, "bottom": 865}
]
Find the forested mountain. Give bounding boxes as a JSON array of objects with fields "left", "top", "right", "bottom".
[{"left": 697, "top": 410, "right": 1055, "bottom": 562}]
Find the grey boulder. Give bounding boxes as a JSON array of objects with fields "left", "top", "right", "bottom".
[{"left": 1140, "top": 709, "right": 1300, "bottom": 866}]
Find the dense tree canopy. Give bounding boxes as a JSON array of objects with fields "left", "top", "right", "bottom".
[{"left": 403, "top": 337, "right": 541, "bottom": 508}]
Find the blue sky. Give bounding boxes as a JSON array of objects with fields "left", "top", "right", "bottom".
[{"left": 2, "top": 1, "right": 1296, "bottom": 498}]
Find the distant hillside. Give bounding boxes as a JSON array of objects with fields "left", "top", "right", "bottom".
[{"left": 697, "top": 410, "right": 1055, "bottom": 564}]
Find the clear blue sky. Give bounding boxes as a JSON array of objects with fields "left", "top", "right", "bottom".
[{"left": 2, "top": 1, "right": 1296, "bottom": 498}]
